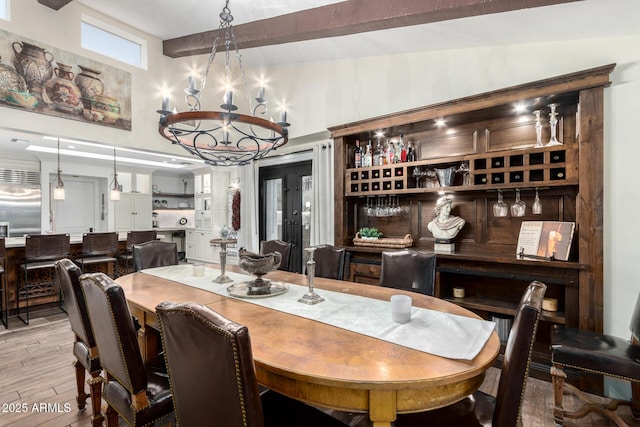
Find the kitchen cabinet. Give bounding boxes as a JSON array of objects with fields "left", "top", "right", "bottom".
[
  {"left": 115, "top": 193, "right": 152, "bottom": 231},
  {"left": 194, "top": 171, "right": 212, "bottom": 194},
  {"left": 330, "top": 64, "right": 613, "bottom": 391},
  {"left": 186, "top": 229, "right": 219, "bottom": 263},
  {"left": 192, "top": 168, "right": 229, "bottom": 232},
  {"left": 118, "top": 172, "right": 151, "bottom": 194}
]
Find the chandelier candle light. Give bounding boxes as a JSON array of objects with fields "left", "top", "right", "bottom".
[{"left": 158, "top": 0, "right": 290, "bottom": 166}]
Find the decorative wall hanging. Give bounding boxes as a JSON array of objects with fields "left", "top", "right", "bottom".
[{"left": 0, "top": 29, "right": 131, "bottom": 131}]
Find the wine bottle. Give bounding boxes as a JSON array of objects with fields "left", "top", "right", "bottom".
[
  {"left": 399, "top": 134, "right": 407, "bottom": 162},
  {"left": 354, "top": 139, "right": 362, "bottom": 168},
  {"left": 363, "top": 141, "right": 372, "bottom": 167},
  {"left": 406, "top": 140, "right": 415, "bottom": 162}
]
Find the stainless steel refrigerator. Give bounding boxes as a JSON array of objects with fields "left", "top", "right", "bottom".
[{"left": 0, "top": 169, "right": 41, "bottom": 237}]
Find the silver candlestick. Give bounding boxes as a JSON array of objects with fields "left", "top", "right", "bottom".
[
  {"left": 211, "top": 238, "right": 236, "bottom": 284},
  {"left": 298, "top": 247, "right": 325, "bottom": 305},
  {"left": 546, "top": 103, "right": 562, "bottom": 146},
  {"left": 533, "top": 110, "right": 544, "bottom": 148}
]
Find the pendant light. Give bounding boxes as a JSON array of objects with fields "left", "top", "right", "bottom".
[
  {"left": 110, "top": 147, "right": 120, "bottom": 201},
  {"left": 53, "top": 138, "right": 65, "bottom": 200}
]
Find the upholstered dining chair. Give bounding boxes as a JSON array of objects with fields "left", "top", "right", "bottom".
[
  {"left": 117, "top": 230, "right": 157, "bottom": 274},
  {"left": 379, "top": 249, "right": 436, "bottom": 296},
  {"left": 75, "top": 232, "right": 119, "bottom": 278},
  {"left": 55, "top": 259, "right": 103, "bottom": 427},
  {"left": 18, "top": 233, "right": 70, "bottom": 324},
  {"left": 132, "top": 240, "right": 179, "bottom": 272},
  {"left": 550, "top": 291, "right": 640, "bottom": 426},
  {"left": 260, "top": 239, "right": 292, "bottom": 271},
  {"left": 0, "top": 237, "right": 7, "bottom": 328},
  {"left": 81, "top": 273, "right": 173, "bottom": 427},
  {"left": 312, "top": 244, "right": 346, "bottom": 280},
  {"left": 393, "top": 280, "right": 546, "bottom": 427},
  {"left": 155, "top": 301, "right": 349, "bottom": 427}
]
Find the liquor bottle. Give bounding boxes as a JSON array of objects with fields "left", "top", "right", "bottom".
[
  {"left": 386, "top": 139, "right": 395, "bottom": 165},
  {"left": 399, "top": 134, "right": 407, "bottom": 162},
  {"left": 363, "top": 141, "right": 372, "bottom": 167},
  {"left": 354, "top": 139, "right": 362, "bottom": 168},
  {"left": 392, "top": 141, "right": 400, "bottom": 164},
  {"left": 374, "top": 140, "right": 383, "bottom": 166},
  {"left": 406, "top": 140, "right": 415, "bottom": 162}
]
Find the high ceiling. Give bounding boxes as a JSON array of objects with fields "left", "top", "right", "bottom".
[{"left": 4, "top": 0, "right": 640, "bottom": 169}]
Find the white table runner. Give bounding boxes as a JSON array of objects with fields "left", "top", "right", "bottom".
[{"left": 142, "top": 264, "right": 496, "bottom": 360}]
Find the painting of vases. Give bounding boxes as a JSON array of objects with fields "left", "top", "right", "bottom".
[{"left": 0, "top": 29, "right": 131, "bottom": 131}]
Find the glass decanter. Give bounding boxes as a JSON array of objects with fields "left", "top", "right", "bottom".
[
  {"left": 493, "top": 189, "right": 508, "bottom": 217},
  {"left": 510, "top": 188, "right": 526, "bottom": 217},
  {"left": 532, "top": 188, "right": 542, "bottom": 215}
]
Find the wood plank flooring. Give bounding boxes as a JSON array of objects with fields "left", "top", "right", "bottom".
[{"left": 1, "top": 307, "right": 638, "bottom": 426}]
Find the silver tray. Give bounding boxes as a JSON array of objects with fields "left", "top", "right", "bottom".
[{"left": 227, "top": 281, "right": 288, "bottom": 298}]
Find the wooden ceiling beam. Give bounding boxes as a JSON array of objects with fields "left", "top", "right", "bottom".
[
  {"left": 163, "top": 0, "right": 581, "bottom": 58},
  {"left": 37, "top": 0, "right": 73, "bottom": 10}
]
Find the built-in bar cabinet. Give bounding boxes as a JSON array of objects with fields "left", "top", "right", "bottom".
[{"left": 330, "top": 64, "right": 614, "bottom": 391}]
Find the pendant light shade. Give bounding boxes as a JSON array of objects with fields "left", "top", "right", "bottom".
[
  {"left": 54, "top": 138, "right": 65, "bottom": 200},
  {"left": 110, "top": 147, "right": 120, "bottom": 201}
]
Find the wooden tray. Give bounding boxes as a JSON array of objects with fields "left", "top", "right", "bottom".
[{"left": 353, "top": 233, "right": 413, "bottom": 248}]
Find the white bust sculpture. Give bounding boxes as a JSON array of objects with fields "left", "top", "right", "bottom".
[{"left": 427, "top": 196, "right": 466, "bottom": 241}]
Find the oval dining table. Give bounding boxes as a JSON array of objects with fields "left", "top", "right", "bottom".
[{"left": 116, "top": 264, "right": 500, "bottom": 427}]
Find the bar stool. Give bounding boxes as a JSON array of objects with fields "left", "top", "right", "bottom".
[
  {"left": 0, "top": 237, "right": 7, "bottom": 328},
  {"left": 18, "top": 233, "right": 70, "bottom": 324},
  {"left": 75, "top": 232, "right": 119, "bottom": 278},
  {"left": 117, "top": 230, "right": 157, "bottom": 274}
]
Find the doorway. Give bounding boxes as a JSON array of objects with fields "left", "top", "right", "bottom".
[{"left": 259, "top": 161, "right": 312, "bottom": 273}]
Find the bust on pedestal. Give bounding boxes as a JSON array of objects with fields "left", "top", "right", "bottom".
[{"left": 427, "top": 196, "right": 466, "bottom": 253}]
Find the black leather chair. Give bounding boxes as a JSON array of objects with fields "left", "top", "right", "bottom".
[
  {"left": 117, "top": 230, "right": 157, "bottom": 273},
  {"left": 394, "top": 280, "right": 546, "bottom": 427},
  {"left": 81, "top": 273, "right": 173, "bottom": 427},
  {"left": 260, "top": 239, "right": 292, "bottom": 271},
  {"left": 132, "top": 240, "right": 178, "bottom": 272},
  {"left": 0, "top": 237, "right": 7, "bottom": 328},
  {"left": 55, "top": 259, "right": 103, "bottom": 427},
  {"left": 18, "top": 233, "right": 70, "bottom": 324},
  {"left": 551, "top": 291, "right": 640, "bottom": 425},
  {"left": 379, "top": 249, "right": 436, "bottom": 296},
  {"left": 312, "top": 244, "right": 346, "bottom": 280},
  {"left": 156, "top": 301, "right": 348, "bottom": 427},
  {"left": 75, "top": 232, "right": 119, "bottom": 278}
]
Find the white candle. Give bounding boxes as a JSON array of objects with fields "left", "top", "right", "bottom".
[
  {"left": 161, "top": 96, "right": 169, "bottom": 111},
  {"left": 188, "top": 75, "right": 195, "bottom": 91},
  {"left": 280, "top": 110, "right": 287, "bottom": 123},
  {"left": 258, "top": 86, "right": 265, "bottom": 101},
  {"left": 225, "top": 90, "right": 233, "bottom": 105}
]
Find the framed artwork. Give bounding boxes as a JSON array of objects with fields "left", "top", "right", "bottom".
[{"left": 0, "top": 29, "right": 131, "bottom": 130}]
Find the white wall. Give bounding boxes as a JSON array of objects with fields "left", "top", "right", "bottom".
[{"left": 1, "top": 2, "right": 639, "bottom": 348}]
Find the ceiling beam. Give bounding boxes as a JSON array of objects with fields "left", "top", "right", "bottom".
[
  {"left": 163, "top": 0, "right": 581, "bottom": 58},
  {"left": 37, "top": 0, "right": 73, "bottom": 10}
]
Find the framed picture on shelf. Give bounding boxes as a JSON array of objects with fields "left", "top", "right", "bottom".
[{"left": 516, "top": 221, "right": 575, "bottom": 261}]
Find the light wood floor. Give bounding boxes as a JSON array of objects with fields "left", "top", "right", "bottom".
[{"left": 1, "top": 307, "right": 638, "bottom": 426}]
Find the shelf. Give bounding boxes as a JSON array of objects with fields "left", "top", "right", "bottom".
[
  {"left": 445, "top": 296, "right": 566, "bottom": 324},
  {"left": 344, "top": 146, "right": 577, "bottom": 196},
  {"left": 152, "top": 192, "right": 195, "bottom": 198}
]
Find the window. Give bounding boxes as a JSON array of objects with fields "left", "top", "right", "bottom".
[
  {"left": 0, "top": 0, "right": 9, "bottom": 20},
  {"left": 81, "top": 15, "right": 147, "bottom": 68}
]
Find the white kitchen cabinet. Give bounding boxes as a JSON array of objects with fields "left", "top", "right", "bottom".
[
  {"left": 118, "top": 172, "right": 151, "bottom": 193},
  {"left": 186, "top": 229, "right": 219, "bottom": 263},
  {"left": 193, "top": 169, "right": 229, "bottom": 234},
  {"left": 194, "top": 171, "right": 212, "bottom": 195},
  {"left": 115, "top": 193, "right": 152, "bottom": 231}
]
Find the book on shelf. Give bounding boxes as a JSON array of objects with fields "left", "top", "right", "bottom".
[{"left": 516, "top": 221, "right": 575, "bottom": 261}]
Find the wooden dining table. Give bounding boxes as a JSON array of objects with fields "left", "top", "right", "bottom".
[{"left": 116, "top": 264, "right": 500, "bottom": 427}]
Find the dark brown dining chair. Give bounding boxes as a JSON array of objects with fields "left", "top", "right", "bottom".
[
  {"left": 117, "top": 230, "right": 157, "bottom": 273},
  {"left": 379, "top": 249, "right": 436, "bottom": 296},
  {"left": 18, "top": 233, "right": 70, "bottom": 324},
  {"left": 81, "top": 272, "right": 173, "bottom": 427},
  {"left": 75, "top": 232, "right": 119, "bottom": 278},
  {"left": 156, "top": 301, "right": 349, "bottom": 427},
  {"left": 550, "top": 291, "right": 640, "bottom": 425},
  {"left": 55, "top": 259, "right": 103, "bottom": 427},
  {"left": 313, "top": 244, "right": 346, "bottom": 280},
  {"left": 260, "top": 239, "right": 292, "bottom": 271},
  {"left": 394, "top": 280, "right": 546, "bottom": 427},
  {"left": 0, "top": 237, "right": 7, "bottom": 328},
  {"left": 132, "top": 240, "right": 179, "bottom": 272}
]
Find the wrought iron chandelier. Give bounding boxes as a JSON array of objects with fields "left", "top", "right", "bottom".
[{"left": 158, "top": 0, "right": 289, "bottom": 166}]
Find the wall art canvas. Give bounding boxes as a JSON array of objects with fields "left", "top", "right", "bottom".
[{"left": 0, "top": 29, "right": 131, "bottom": 130}]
